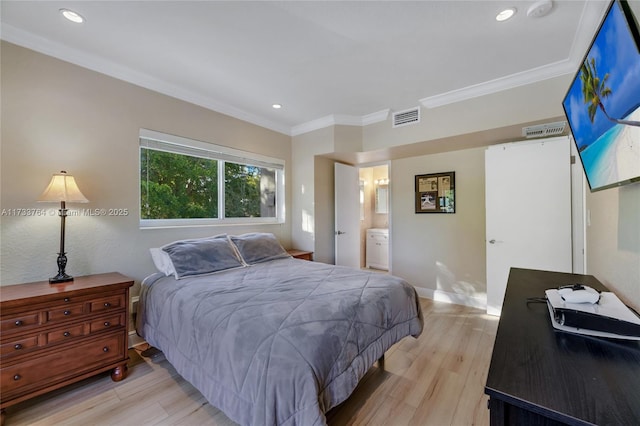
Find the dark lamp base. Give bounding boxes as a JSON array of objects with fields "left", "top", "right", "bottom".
[{"left": 49, "top": 273, "right": 74, "bottom": 284}]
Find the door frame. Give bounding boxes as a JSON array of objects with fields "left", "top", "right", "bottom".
[{"left": 357, "top": 160, "right": 392, "bottom": 273}]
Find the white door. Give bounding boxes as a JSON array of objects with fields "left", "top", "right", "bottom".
[
  {"left": 485, "top": 137, "right": 572, "bottom": 316},
  {"left": 335, "top": 162, "right": 360, "bottom": 268}
]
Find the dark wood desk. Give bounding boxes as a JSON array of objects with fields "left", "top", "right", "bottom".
[{"left": 485, "top": 268, "right": 640, "bottom": 425}]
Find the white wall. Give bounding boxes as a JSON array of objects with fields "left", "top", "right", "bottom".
[{"left": 0, "top": 42, "right": 292, "bottom": 288}]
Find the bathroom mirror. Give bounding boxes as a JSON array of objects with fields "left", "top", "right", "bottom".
[{"left": 375, "top": 184, "right": 388, "bottom": 214}]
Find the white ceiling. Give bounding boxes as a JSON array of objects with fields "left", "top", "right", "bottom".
[{"left": 1, "top": 1, "right": 609, "bottom": 136}]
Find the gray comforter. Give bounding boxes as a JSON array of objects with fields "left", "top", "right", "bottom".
[{"left": 137, "top": 258, "right": 423, "bottom": 426}]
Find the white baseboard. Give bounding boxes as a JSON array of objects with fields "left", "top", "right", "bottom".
[
  {"left": 128, "top": 330, "right": 146, "bottom": 348},
  {"left": 414, "top": 286, "right": 487, "bottom": 311}
]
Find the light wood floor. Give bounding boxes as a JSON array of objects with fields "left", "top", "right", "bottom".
[{"left": 3, "top": 299, "right": 499, "bottom": 426}]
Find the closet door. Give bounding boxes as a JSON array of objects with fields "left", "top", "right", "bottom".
[{"left": 485, "top": 137, "right": 572, "bottom": 316}]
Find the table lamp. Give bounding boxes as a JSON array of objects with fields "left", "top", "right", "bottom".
[{"left": 38, "top": 171, "right": 89, "bottom": 283}]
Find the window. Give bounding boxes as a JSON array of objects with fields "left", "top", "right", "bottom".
[{"left": 139, "top": 129, "right": 284, "bottom": 228}]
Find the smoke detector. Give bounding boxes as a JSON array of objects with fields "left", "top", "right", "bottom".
[{"left": 527, "top": 0, "right": 553, "bottom": 18}]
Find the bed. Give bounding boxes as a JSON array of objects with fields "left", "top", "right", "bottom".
[{"left": 137, "top": 233, "right": 423, "bottom": 426}]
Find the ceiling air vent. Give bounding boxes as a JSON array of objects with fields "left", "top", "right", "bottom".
[
  {"left": 392, "top": 107, "right": 420, "bottom": 128},
  {"left": 522, "top": 121, "right": 567, "bottom": 139}
]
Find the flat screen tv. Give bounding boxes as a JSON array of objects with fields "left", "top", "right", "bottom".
[{"left": 562, "top": 0, "right": 640, "bottom": 192}]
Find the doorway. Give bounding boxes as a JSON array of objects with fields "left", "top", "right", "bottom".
[{"left": 359, "top": 164, "right": 390, "bottom": 271}]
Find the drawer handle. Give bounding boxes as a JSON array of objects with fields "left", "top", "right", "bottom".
[
  {"left": 14, "top": 320, "right": 23, "bottom": 326},
  {"left": 63, "top": 331, "right": 71, "bottom": 337},
  {"left": 63, "top": 310, "right": 71, "bottom": 316},
  {"left": 103, "top": 347, "right": 109, "bottom": 353},
  {"left": 13, "top": 374, "right": 21, "bottom": 381},
  {"left": 104, "top": 321, "right": 111, "bottom": 327},
  {"left": 14, "top": 343, "right": 23, "bottom": 350},
  {"left": 104, "top": 302, "right": 111, "bottom": 308},
  {"left": 64, "top": 297, "right": 70, "bottom": 302}
]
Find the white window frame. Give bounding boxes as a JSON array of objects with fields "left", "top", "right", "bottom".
[{"left": 139, "top": 129, "right": 285, "bottom": 229}]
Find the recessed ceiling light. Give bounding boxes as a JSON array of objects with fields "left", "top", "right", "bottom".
[
  {"left": 60, "top": 9, "right": 85, "bottom": 24},
  {"left": 496, "top": 7, "right": 517, "bottom": 22},
  {"left": 272, "top": 104, "right": 282, "bottom": 109}
]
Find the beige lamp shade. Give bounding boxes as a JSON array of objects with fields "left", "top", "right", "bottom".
[{"left": 38, "top": 171, "right": 89, "bottom": 203}]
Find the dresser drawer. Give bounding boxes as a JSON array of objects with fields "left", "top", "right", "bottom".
[
  {"left": 46, "top": 303, "right": 85, "bottom": 322},
  {"left": 1, "top": 333, "right": 125, "bottom": 399},
  {"left": 0, "top": 336, "right": 39, "bottom": 357},
  {"left": 89, "top": 313, "right": 125, "bottom": 333},
  {"left": 47, "top": 323, "right": 86, "bottom": 344},
  {"left": 90, "top": 294, "right": 125, "bottom": 313},
  {"left": 1, "top": 313, "right": 40, "bottom": 334}
]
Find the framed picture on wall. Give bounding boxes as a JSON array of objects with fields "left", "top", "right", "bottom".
[{"left": 415, "top": 171, "right": 455, "bottom": 213}]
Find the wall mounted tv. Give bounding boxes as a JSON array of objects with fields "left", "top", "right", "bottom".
[{"left": 562, "top": 0, "right": 640, "bottom": 192}]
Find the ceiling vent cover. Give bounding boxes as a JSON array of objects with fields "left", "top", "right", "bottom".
[
  {"left": 393, "top": 107, "right": 420, "bottom": 128},
  {"left": 522, "top": 121, "right": 567, "bottom": 138}
]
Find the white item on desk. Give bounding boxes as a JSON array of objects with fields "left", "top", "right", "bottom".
[
  {"left": 546, "top": 289, "right": 640, "bottom": 340},
  {"left": 557, "top": 284, "right": 600, "bottom": 304}
]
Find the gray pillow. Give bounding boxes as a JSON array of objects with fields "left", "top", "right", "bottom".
[
  {"left": 230, "top": 233, "right": 291, "bottom": 265},
  {"left": 162, "top": 236, "right": 244, "bottom": 279}
]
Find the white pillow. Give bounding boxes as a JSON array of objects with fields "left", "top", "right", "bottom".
[{"left": 150, "top": 247, "right": 175, "bottom": 276}]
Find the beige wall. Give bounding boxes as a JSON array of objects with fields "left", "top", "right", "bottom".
[
  {"left": 362, "top": 76, "right": 572, "bottom": 151},
  {"left": 3, "top": 39, "right": 638, "bottom": 313},
  {"left": 290, "top": 126, "right": 334, "bottom": 255},
  {"left": 566, "top": 0, "right": 640, "bottom": 310},
  {"left": 1, "top": 42, "right": 292, "bottom": 288},
  {"left": 290, "top": 124, "right": 363, "bottom": 262},
  {"left": 391, "top": 148, "right": 487, "bottom": 307},
  {"left": 585, "top": 185, "right": 640, "bottom": 310}
]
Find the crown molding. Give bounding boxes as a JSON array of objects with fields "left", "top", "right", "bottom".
[
  {"left": 1, "top": 24, "right": 291, "bottom": 136},
  {"left": 291, "top": 109, "right": 390, "bottom": 136},
  {"left": 420, "top": 59, "right": 576, "bottom": 109},
  {"left": 567, "top": 0, "right": 610, "bottom": 64},
  {"left": 291, "top": 115, "right": 337, "bottom": 136},
  {"left": 2, "top": 0, "right": 608, "bottom": 137},
  {"left": 362, "top": 109, "right": 390, "bottom": 126},
  {"left": 420, "top": 1, "right": 607, "bottom": 109}
]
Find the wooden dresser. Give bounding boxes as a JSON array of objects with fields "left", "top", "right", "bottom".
[{"left": 0, "top": 273, "right": 133, "bottom": 422}]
